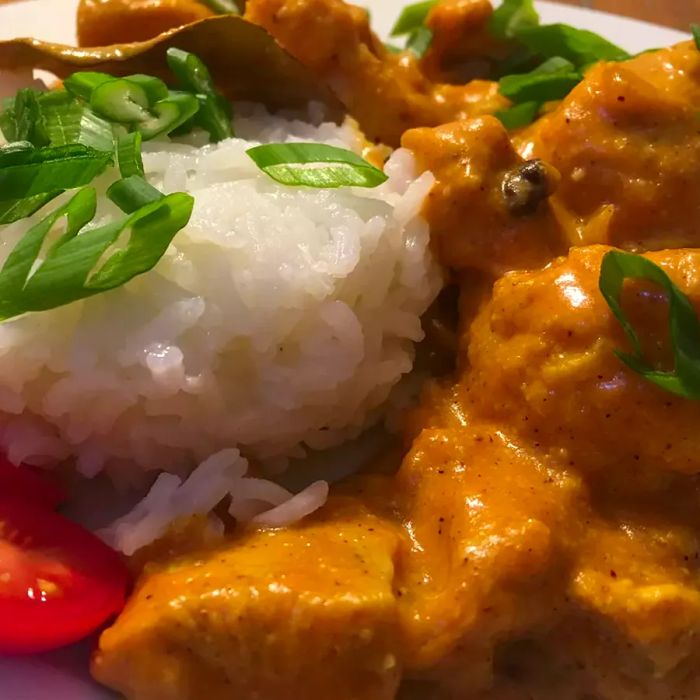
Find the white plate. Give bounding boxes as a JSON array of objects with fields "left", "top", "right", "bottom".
[{"left": 0, "top": 2, "right": 689, "bottom": 698}]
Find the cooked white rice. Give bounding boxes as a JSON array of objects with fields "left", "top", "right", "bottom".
[{"left": 0, "top": 93, "right": 440, "bottom": 551}]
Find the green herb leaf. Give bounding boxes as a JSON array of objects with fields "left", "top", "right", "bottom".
[
  {"left": 166, "top": 48, "right": 233, "bottom": 142},
  {"left": 107, "top": 175, "right": 163, "bottom": 213},
  {"left": 247, "top": 142, "right": 388, "bottom": 188},
  {"left": 692, "top": 24, "right": 700, "bottom": 50},
  {"left": 495, "top": 101, "right": 541, "bottom": 129},
  {"left": 198, "top": 0, "right": 240, "bottom": 14},
  {"left": 0, "top": 191, "right": 63, "bottom": 225},
  {"left": 499, "top": 56, "right": 582, "bottom": 103},
  {"left": 406, "top": 26, "right": 434, "bottom": 58},
  {"left": 517, "top": 24, "right": 630, "bottom": 68},
  {"left": 0, "top": 187, "right": 193, "bottom": 320},
  {"left": 489, "top": 0, "right": 539, "bottom": 41},
  {"left": 0, "top": 144, "right": 112, "bottom": 202},
  {"left": 63, "top": 72, "right": 114, "bottom": 102},
  {"left": 599, "top": 250, "right": 700, "bottom": 400},
  {"left": 116, "top": 132, "right": 144, "bottom": 178},
  {"left": 390, "top": 0, "right": 436, "bottom": 36}
]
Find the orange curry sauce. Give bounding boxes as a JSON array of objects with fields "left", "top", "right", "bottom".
[{"left": 76, "top": 0, "right": 700, "bottom": 698}]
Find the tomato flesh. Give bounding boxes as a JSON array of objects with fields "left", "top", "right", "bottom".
[
  {"left": 0, "top": 456, "right": 66, "bottom": 510},
  {"left": 0, "top": 499, "right": 130, "bottom": 654}
]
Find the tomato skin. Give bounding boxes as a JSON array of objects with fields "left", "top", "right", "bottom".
[
  {"left": 0, "top": 456, "right": 66, "bottom": 510},
  {"left": 0, "top": 499, "right": 130, "bottom": 654}
]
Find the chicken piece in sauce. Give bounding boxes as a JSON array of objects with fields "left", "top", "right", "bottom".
[
  {"left": 82, "top": 1, "right": 700, "bottom": 699},
  {"left": 463, "top": 245, "right": 700, "bottom": 476},
  {"left": 402, "top": 117, "right": 562, "bottom": 275},
  {"left": 519, "top": 42, "right": 700, "bottom": 250}
]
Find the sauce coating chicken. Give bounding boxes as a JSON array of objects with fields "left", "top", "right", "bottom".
[
  {"left": 519, "top": 42, "right": 700, "bottom": 250},
  {"left": 81, "top": 1, "right": 700, "bottom": 699}
]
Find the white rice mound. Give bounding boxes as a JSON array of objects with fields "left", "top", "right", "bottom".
[{"left": 0, "top": 100, "right": 440, "bottom": 550}]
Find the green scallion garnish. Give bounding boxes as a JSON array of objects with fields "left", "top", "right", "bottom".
[
  {"left": 63, "top": 72, "right": 114, "bottom": 103},
  {"left": 599, "top": 250, "right": 700, "bottom": 400},
  {"left": 246, "top": 143, "right": 388, "bottom": 188},
  {"left": 0, "top": 143, "right": 112, "bottom": 202},
  {"left": 390, "top": 0, "right": 435, "bottom": 37},
  {"left": 136, "top": 91, "right": 200, "bottom": 140},
  {"left": 198, "top": 0, "right": 240, "bottom": 14},
  {"left": 0, "top": 187, "right": 193, "bottom": 320},
  {"left": 0, "top": 192, "right": 63, "bottom": 226},
  {"left": 107, "top": 175, "right": 164, "bottom": 214},
  {"left": 488, "top": 0, "right": 539, "bottom": 41},
  {"left": 692, "top": 24, "right": 700, "bottom": 51},
  {"left": 166, "top": 48, "right": 233, "bottom": 142},
  {"left": 116, "top": 133, "right": 144, "bottom": 178},
  {"left": 494, "top": 101, "right": 541, "bottom": 130},
  {"left": 90, "top": 78, "right": 151, "bottom": 124},
  {"left": 498, "top": 56, "right": 582, "bottom": 103}
]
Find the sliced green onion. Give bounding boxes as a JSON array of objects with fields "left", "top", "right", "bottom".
[
  {"left": 136, "top": 91, "right": 200, "bottom": 141},
  {"left": 90, "top": 79, "right": 151, "bottom": 124},
  {"left": 198, "top": 0, "right": 240, "bottom": 13},
  {"left": 406, "top": 26, "right": 433, "bottom": 58},
  {"left": 116, "top": 132, "right": 144, "bottom": 178},
  {"left": 599, "top": 250, "right": 700, "bottom": 400},
  {"left": 0, "top": 144, "right": 112, "bottom": 202},
  {"left": 107, "top": 175, "right": 163, "bottom": 214},
  {"left": 495, "top": 101, "right": 541, "bottom": 129},
  {"left": 0, "top": 191, "right": 62, "bottom": 225},
  {"left": 36, "top": 90, "right": 115, "bottom": 151},
  {"left": 499, "top": 57, "right": 581, "bottom": 103},
  {"left": 390, "top": 0, "right": 436, "bottom": 37},
  {"left": 0, "top": 187, "right": 193, "bottom": 320},
  {"left": 63, "top": 72, "right": 114, "bottom": 102},
  {"left": 13, "top": 89, "right": 48, "bottom": 147},
  {"left": 489, "top": 0, "right": 539, "bottom": 41},
  {"left": 246, "top": 143, "right": 388, "bottom": 188},
  {"left": 123, "top": 74, "right": 169, "bottom": 105},
  {"left": 516, "top": 24, "right": 630, "bottom": 68},
  {"left": 166, "top": 48, "right": 233, "bottom": 141},
  {"left": 692, "top": 24, "right": 700, "bottom": 50},
  {"left": 0, "top": 141, "right": 34, "bottom": 155}
]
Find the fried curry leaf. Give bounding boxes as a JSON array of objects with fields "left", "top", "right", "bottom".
[
  {"left": 489, "top": 0, "right": 540, "bottom": 41},
  {"left": 0, "top": 187, "right": 193, "bottom": 320},
  {"left": 599, "top": 250, "right": 700, "bottom": 400},
  {"left": 246, "top": 143, "right": 388, "bottom": 188}
]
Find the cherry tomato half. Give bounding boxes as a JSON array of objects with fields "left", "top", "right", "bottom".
[
  {"left": 0, "top": 456, "right": 66, "bottom": 510},
  {"left": 0, "top": 499, "right": 130, "bottom": 654}
]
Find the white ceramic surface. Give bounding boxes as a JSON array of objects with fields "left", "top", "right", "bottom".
[{"left": 0, "top": 1, "right": 690, "bottom": 698}]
